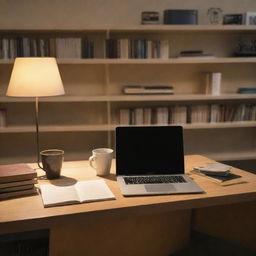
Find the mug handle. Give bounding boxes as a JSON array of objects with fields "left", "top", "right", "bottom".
[{"left": 89, "top": 155, "right": 97, "bottom": 169}]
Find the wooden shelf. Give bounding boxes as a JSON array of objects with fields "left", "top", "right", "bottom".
[
  {"left": 1, "top": 57, "right": 256, "bottom": 65},
  {"left": 1, "top": 122, "right": 256, "bottom": 133},
  {"left": 1, "top": 25, "right": 256, "bottom": 33},
  {"left": 1, "top": 24, "right": 256, "bottom": 164},
  {"left": 0, "top": 125, "right": 110, "bottom": 133},
  {"left": 1, "top": 94, "right": 256, "bottom": 103}
]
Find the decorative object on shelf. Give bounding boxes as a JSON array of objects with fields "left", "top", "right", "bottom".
[
  {"left": 223, "top": 14, "right": 243, "bottom": 25},
  {"left": 141, "top": 11, "right": 160, "bottom": 24},
  {"left": 6, "top": 57, "right": 65, "bottom": 171},
  {"left": 40, "top": 149, "right": 64, "bottom": 179},
  {"left": 123, "top": 85, "right": 174, "bottom": 95},
  {"left": 0, "top": 109, "right": 6, "bottom": 127},
  {"left": 234, "top": 39, "right": 256, "bottom": 57},
  {"left": 245, "top": 12, "right": 256, "bottom": 25},
  {"left": 207, "top": 7, "right": 223, "bottom": 24},
  {"left": 164, "top": 9, "right": 198, "bottom": 25}
]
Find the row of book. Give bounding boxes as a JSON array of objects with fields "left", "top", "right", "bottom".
[
  {"left": 0, "top": 163, "right": 37, "bottom": 200},
  {"left": 106, "top": 39, "right": 169, "bottom": 59},
  {"left": 119, "top": 103, "right": 256, "bottom": 125},
  {"left": 0, "top": 37, "right": 94, "bottom": 59}
]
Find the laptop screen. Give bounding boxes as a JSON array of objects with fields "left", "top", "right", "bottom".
[{"left": 116, "top": 126, "right": 184, "bottom": 175}]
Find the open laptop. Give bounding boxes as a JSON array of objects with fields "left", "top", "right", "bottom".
[{"left": 116, "top": 126, "right": 204, "bottom": 196}]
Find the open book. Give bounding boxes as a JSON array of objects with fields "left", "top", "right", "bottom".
[{"left": 40, "top": 179, "right": 115, "bottom": 207}]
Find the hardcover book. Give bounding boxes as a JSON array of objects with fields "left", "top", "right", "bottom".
[{"left": 0, "top": 164, "right": 37, "bottom": 183}]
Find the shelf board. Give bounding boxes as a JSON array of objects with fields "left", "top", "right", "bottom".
[
  {"left": 1, "top": 25, "right": 256, "bottom": 33},
  {"left": 0, "top": 125, "right": 110, "bottom": 133},
  {"left": 1, "top": 94, "right": 256, "bottom": 103},
  {"left": 1, "top": 57, "right": 256, "bottom": 65},
  {"left": 108, "top": 25, "right": 256, "bottom": 33},
  {"left": 1, "top": 122, "right": 256, "bottom": 133},
  {"left": 58, "top": 57, "right": 256, "bottom": 64}
]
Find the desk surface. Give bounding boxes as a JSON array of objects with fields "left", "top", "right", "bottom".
[{"left": 0, "top": 155, "right": 256, "bottom": 227}]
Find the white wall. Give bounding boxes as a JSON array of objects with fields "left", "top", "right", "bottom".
[{"left": 0, "top": 0, "right": 256, "bottom": 28}]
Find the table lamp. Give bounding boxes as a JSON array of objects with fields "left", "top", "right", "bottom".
[{"left": 6, "top": 57, "right": 65, "bottom": 169}]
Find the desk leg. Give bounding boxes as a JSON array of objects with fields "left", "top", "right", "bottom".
[
  {"left": 192, "top": 201, "right": 256, "bottom": 251},
  {"left": 49, "top": 209, "right": 191, "bottom": 256}
]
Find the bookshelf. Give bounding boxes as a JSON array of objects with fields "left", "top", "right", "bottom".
[{"left": 0, "top": 25, "right": 256, "bottom": 164}]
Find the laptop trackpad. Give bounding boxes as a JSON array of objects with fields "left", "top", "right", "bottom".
[{"left": 144, "top": 184, "right": 176, "bottom": 193}]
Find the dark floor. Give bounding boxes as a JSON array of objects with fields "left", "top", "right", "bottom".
[
  {"left": 0, "top": 230, "right": 49, "bottom": 256},
  {"left": 171, "top": 231, "right": 255, "bottom": 256}
]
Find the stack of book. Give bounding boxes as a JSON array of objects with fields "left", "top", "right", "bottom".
[
  {"left": 192, "top": 163, "right": 243, "bottom": 186},
  {"left": 123, "top": 85, "right": 174, "bottom": 95},
  {"left": 0, "top": 163, "right": 37, "bottom": 200},
  {"left": 177, "top": 50, "right": 215, "bottom": 59}
]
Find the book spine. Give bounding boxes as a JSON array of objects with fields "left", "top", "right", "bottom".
[
  {"left": 119, "top": 109, "right": 130, "bottom": 125},
  {"left": 211, "top": 72, "right": 222, "bottom": 95}
]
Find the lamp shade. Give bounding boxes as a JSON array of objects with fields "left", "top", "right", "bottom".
[{"left": 7, "top": 57, "right": 65, "bottom": 97}]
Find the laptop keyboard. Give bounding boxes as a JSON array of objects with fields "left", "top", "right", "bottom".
[{"left": 124, "top": 175, "right": 187, "bottom": 185}]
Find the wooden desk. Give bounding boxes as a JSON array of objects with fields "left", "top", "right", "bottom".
[{"left": 0, "top": 155, "right": 255, "bottom": 256}]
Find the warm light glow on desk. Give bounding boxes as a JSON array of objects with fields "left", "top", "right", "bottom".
[{"left": 7, "top": 57, "right": 64, "bottom": 97}]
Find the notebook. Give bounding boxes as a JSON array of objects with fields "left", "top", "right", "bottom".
[
  {"left": 115, "top": 126, "right": 204, "bottom": 196},
  {"left": 40, "top": 180, "right": 115, "bottom": 207}
]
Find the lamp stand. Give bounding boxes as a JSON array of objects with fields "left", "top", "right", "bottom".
[{"left": 35, "top": 97, "right": 43, "bottom": 169}]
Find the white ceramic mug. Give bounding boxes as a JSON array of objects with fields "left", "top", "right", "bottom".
[{"left": 89, "top": 148, "right": 113, "bottom": 176}]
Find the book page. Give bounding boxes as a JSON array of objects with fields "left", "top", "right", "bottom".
[
  {"left": 40, "top": 184, "right": 79, "bottom": 207},
  {"left": 75, "top": 180, "right": 115, "bottom": 203}
]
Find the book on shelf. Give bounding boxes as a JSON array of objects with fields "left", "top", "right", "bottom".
[
  {"left": 0, "top": 163, "right": 37, "bottom": 183},
  {"left": 106, "top": 38, "right": 169, "bottom": 59},
  {"left": 205, "top": 72, "right": 222, "bottom": 95},
  {"left": 170, "top": 105, "right": 187, "bottom": 124},
  {"left": 82, "top": 39, "right": 94, "bottom": 58},
  {"left": 156, "top": 107, "right": 169, "bottom": 124},
  {"left": 56, "top": 38, "right": 82, "bottom": 58},
  {"left": 118, "top": 103, "right": 256, "bottom": 126},
  {"left": 177, "top": 50, "right": 215, "bottom": 59},
  {"left": 119, "top": 109, "right": 130, "bottom": 125},
  {"left": 143, "top": 108, "right": 152, "bottom": 124},
  {"left": 237, "top": 87, "right": 256, "bottom": 94},
  {"left": 134, "top": 108, "right": 144, "bottom": 125},
  {"left": 0, "top": 37, "right": 95, "bottom": 59},
  {"left": 40, "top": 179, "right": 115, "bottom": 207},
  {"left": 123, "top": 85, "right": 174, "bottom": 95},
  {"left": 190, "top": 104, "right": 210, "bottom": 123}
]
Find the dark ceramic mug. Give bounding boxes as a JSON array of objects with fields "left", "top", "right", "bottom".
[{"left": 40, "top": 149, "right": 64, "bottom": 179}]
